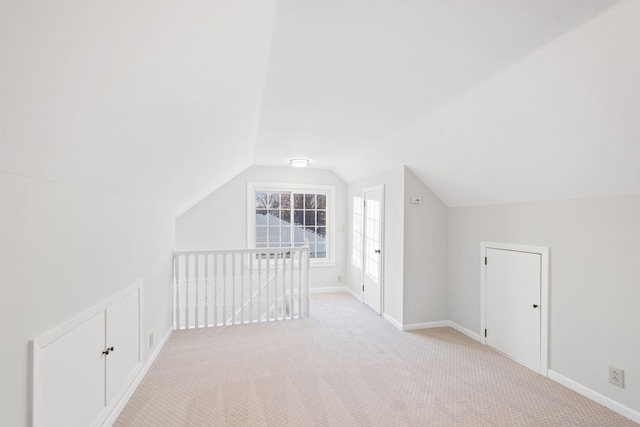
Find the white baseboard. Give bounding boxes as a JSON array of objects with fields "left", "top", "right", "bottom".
[
  {"left": 402, "top": 321, "right": 449, "bottom": 332},
  {"left": 448, "top": 321, "right": 483, "bottom": 342},
  {"left": 103, "top": 327, "right": 173, "bottom": 426},
  {"left": 382, "top": 313, "right": 403, "bottom": 331},
  {"left": 548, "top": 370, "right": 640, "bottom": 424},
  {"left": 309, "top": 286, "right": 347, "bottom": 294},
  {"left": 344, "top": 287, "right": 362, "bottom": 301}
]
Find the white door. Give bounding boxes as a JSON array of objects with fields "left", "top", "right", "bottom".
[
  {"left": 105, "top": 289, "right": 141, "bottom": 404},
  {"left": 485, "top": 248, "right": 541, "bottom": 371},
  {"left": 363, "top": 187, "right": 383, "bottom": 314},
  {"left": 42, "top": 312, "right": 106, "bottom": 427}
]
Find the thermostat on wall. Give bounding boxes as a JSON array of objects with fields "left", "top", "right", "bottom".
[{"left": 411, "top": 196, "right": 422, "bottom": 204}]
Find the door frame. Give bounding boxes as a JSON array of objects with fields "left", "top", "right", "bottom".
[
  {"left": 362, "top": 185, "right": 385, "bottom": 314},
  {"left": 480, "top": 241, "right": 549, "bottom": 376}
]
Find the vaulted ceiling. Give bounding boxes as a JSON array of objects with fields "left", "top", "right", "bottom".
[{"left": 2, "top": 0, "right": 638, "bottom": 213}]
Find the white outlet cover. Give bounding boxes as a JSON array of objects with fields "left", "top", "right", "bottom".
[{"left": 609, "top": 365, "right": 624, "bottom": 388}]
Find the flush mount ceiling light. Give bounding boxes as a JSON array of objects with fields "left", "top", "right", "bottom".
[{"left": 289, "top": 159, "right": 309, "bottom": 168}]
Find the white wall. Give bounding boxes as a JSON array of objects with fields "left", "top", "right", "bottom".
[
  {"left": 448, "top": 195, "right": 640, "bottom": 414},
  {"left": 346, "top": 166, "right": 449, "bottom": 327},
  {"left": 402, "top": 168, "right": 448, "bottom": 325},
  {"left": 0, "top": 172, "right": 175, "bottom": 427},
  {"left": 176, "top": 165, "right": 347, "bottom": 290}
]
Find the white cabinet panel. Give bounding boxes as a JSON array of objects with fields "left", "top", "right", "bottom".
[
  {"left": 32, "top": 281, "right": 143, "bottom": 427},
  {"left": 106, "top": 289, "right": 141, "bottom": 404},
  {"left": 42, "top": 312, "right": 106, "bottom": 427}
]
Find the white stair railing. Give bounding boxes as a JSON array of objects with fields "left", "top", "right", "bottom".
[{"left": 173, "top": 244, "right": 310, "bottom": 330}]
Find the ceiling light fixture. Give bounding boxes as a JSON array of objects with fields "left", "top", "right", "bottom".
[{"left": 289, "top": 159, "right": 309, "bottom": 168}]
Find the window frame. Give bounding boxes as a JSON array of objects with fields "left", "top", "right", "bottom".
[{"left": 247, "top": 182, "right": 336, "bottom": 267}]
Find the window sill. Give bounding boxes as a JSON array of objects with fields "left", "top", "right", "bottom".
[{"left": 310, "top": 260, "right": 337, "bottom": 268}]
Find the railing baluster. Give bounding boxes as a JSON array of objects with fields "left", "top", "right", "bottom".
[
  {"left": 290, "top": 251, "right": 294, "bottom": 319},
  {"left": 305, "top": 246, "right": 310, "bottom": 317},
  {"left": 213, "top": 253, "right": 218, "bottom": 327},
  {"left": 174, "top": 254, "right": 180, "bottom": 329},
  {"left": 184, "top": 255, "right": 190, "bottom": 329},
  {"left": 274, "top": 252, "right": 279, "bottom": 321},
  {"left": 204, "top": 254, "right": 209, "bottom": 327},
  {"left": 240, "top": 254, "right": 245, "bottom": 324},
  {"left": 265, "top": 252, "right": 270, "bottom": 321},
  {"left": 249, "top": 252, "right": 253, "bottom": 324},
  {"left": 223, "top": 253, "right": 227, "bottom": 326},
  {"left": 257, "top": 252, "right": 262, "bottom": 323},
  {"left": 232, "top": 253, "right": 236, "bottom": 325},
  {"left": 281, "top": 251, "right": 286, "bottom": 320},
  {"left": 194, "top": 255, "right": 199, "bottom": 328},
  {"left": 298, "top": 249, "right": 302, "bottom": 318}
]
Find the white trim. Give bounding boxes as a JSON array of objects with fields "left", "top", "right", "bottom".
[
  {"left": 548, "top": 370, "right": 640, "bottom": 424},
  {"left": 480, "top": 241, "right": 549, "bottom": 376},
  {"left": 345, "top": 286, "right": 362, "bottom": 301},
  {"left": 308, "top": 286, "right": 347, "bottom": 294},
  {"left": 362, "top": 185, "right": 385, "bottom": 315},
  {"left": 448, "top": 321, "right": 483, "bottom": 342},
  {"left": 383, "top": 313, "right": 403, "bottom": 331},
  {"left": 102, "top": 328, "right": 173, "bottom": 426},
  {"left": 247, "top": 182, "right": 336, "bottom": 263},
  {"left": 402, "top": 321, "right": 449, "bottom": 332}
]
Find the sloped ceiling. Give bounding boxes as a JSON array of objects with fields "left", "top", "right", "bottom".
[{"left": 2, "top": 0, "right": 637, "bottom": 213}]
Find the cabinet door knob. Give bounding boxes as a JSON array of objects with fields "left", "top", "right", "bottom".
[
  {"left": 533, "top": 304, "right": 539, "bottom": 308},
  {"left": 102, "top": 346, "right": 115, "bottom": 355}
]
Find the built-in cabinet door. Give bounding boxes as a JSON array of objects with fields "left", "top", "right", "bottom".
[
  {"left": 485, "top": 248, "right": 541, "bottom": 371},
  {"left": 42, "top": 312, "right": 106, "bottom": 427},
  {"left": 105, "top": 289, "right": 141, "bottom": 404}
]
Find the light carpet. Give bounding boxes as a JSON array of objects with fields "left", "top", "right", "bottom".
[{"left": 115, "top": 293, "right": 637, "bottom": 426}]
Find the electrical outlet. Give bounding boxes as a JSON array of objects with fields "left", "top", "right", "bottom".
[
  {"left": 609, "top": 365, "right": 624, "bottom": 388},
  {"left": 149, "top": 333, "right": 154, "bottom": 349}
]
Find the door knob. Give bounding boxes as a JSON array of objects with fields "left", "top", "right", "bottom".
[
  {"left": 533, "top": 304, "right": 538, "bottom": 308},
  {"left": 375, "top": 249, "right": 381, "bottom": 254}
]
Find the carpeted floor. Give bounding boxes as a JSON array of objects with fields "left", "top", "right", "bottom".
[{"left": 115, "top": 293, "right": 637, "bottom": 426}]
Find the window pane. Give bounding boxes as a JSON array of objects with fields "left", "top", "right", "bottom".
[
  {"left": 317, "top": 211, "right": 326, "bottom": 226},
  {"left": 308, "top": 243, "right": 317, "bottom": 259},
  {"left": 281, "top": 227, "right": 291, "bottom": 245},
  {"left": 294, "top": 193, "right": 304, "bottom": 209},
  {"left": 293, "top": 226, "right": 305, "bottom": 244},
  {"left": 305, "top": 211, "right": 315, "bottom": 226},
  {"left": 294, "top": 210, "right": 304, "bottom": 226},
  {"left": 316, "top": 226, "right": 326, "bottom": 238},
  {"left": 305, "top": 194, "right": 316, "bottom": 209},
  {"left": 256, "top": 210, "right": 268, "bottom": 226},
  {"left": 267, "top": 211, "right": 280, "bottom": 225},
  {"left": 268, "top": 193, "right": 280, "bottom": 209},
  {"left": 281, "top": 210, "right": 291, "bottom": 224},
  {"left": 316, "top": 243, "right": 326, "bottom": 258},
  {"left": 280, "top": 193, "right": 291, "bottom": 209},
  {"left": 317, "top": 194, "right": 326, "bottom": 209},
  {"left": 255, "top": 226, "right": 267, "bottom": 243},
  {"left": 256, "top": 192, "right": 267, "bottom": 208},
  {"left": 268, "top": 227, "right": 280, "bottom": 246}
]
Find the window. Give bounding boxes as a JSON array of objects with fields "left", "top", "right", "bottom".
[{"left": 248, "top": 183, "right": 335, "bottom": 263}]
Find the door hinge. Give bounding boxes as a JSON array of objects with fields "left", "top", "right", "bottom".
[
  {"left": 484, "top": 257, "right": 487, "bottom": 265},
  {"left": 362, "top": 285, "right": 364, "bottom": 291},
  {"left": 484, "top": 329, "right": 487, "bottom": 337}
]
